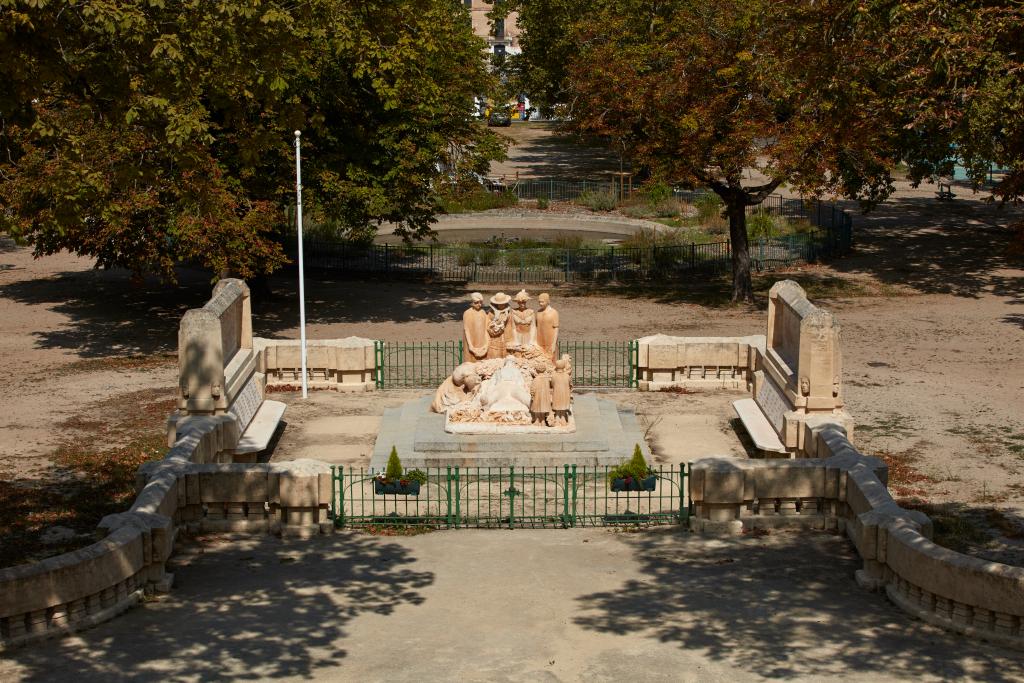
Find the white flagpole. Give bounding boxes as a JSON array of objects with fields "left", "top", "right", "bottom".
[{"left": 294, "top": 130, "right": 308, "bottom": 399}]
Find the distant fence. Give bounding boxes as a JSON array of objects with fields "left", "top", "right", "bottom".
[
  {"left": 284, "top": 194, "right": 853, "bottom": 284},
  {"left": 373, "top": 340, "right": 637, "bottom": 389}
]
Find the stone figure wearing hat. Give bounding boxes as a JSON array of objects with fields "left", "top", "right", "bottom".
[
  {"left": 511, "top": 289, "right": 537, "bottom": 348},
  {"left": 535, "top": 292, "right": 559, "bottom": 362},
  {"left": 462, "top": 292, "right": 489, "bottom": 361},
  {"left": 486, "top": 292, "right": 516, "bottom": 359}
]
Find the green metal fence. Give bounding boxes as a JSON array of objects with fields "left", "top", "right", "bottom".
[
  {"left": 557, "top": 340, "right": 637, "bottom": 388},
  {"left": 330, "top": 464, "right": 689, "bottom": 529},
  {"left": 374, "top": 340, "right": 463, "bottom": 389},
  {"left": 373, "top": 340, "right": 637, "bottom": 389},
  {"left": 284, "top": 193, "right": 854, "bottom": 284}
]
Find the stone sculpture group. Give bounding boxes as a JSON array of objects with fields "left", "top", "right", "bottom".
[{"left": 433, "top": 291, "right": 572, "bottom": 429}]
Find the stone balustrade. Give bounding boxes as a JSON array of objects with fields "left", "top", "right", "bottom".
[
  {"left": 635, "top": 334, "right": 764, "bottom": 390},
  {"left": 254, "top": 336, "right": 376, "bottom": 392},
  {"left": 5, "top": 276, "right": 1020, "bottom": 653},
  {"left": 689, "top": 424, "right": 1024, "bottom": 650},
  {"left": 1, "top": 392, "right": 332, "bottom": 652}
]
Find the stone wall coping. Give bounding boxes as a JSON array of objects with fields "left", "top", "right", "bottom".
[
  {"left": 690, "top": 423, "right": 1024, "bottom": 646},
  {"left": 0, "top": 525, "right": 144, "bottom": 616},
  {"left": 253, "top": 336, "right": 374, "bottom": 349},
  {"left": 770, "top": 279, "right": 815, "bottom": 317},
  {"left": 637, "top": 333, "right": 766, "bottom": 348},
  {"left": 886, "top": 523, "right": 1024, "bottom": 617},
  {"left": 204, "top": 278, "right": 248, "bottom": 318}
]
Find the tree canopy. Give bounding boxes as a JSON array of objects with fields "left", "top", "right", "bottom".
[
  {"left": 858, "top": 1, "right": 1024, "bottom": 200},
  {"left": 513, "top": 0, "right": 900, "bottom": 300},
  {"left": 0, "top": 0, "right": 503, "bottom": 280}
]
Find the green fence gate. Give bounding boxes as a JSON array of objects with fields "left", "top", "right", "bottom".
[
  {"left": 373, "top": 340, "right": 638, "bottom": 389},
  {"left": 331, "top": 464, "right": 689, "bottom": 529}
]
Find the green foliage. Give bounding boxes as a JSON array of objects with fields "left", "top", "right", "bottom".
[
  {"left": 514, "top": 0, "right": 906, "bottom": 300},
  {"left": 607, "top": 444, "right": 653, "bottom": 483},
  {"left": 642, "top": 182, "right": 673, "bottom": 204},
  {"left": 385, "top": 447, "right": 404, "bottom": 481},
  {"left": 618, "top": 226, "right": 717, "bottom": 250},
  {"left": 651, "top": 199, "right": 682, "bottom": 218},
  {"left": 577, "top": 190, "right": 617, "bottom": 212},
  {"left": 0, "top": 0, "right": 506, "bottom": 279},
  {"left": 537, "top": 196, "right": 550, "bottom": 210},
  {"left": 694, "top": 194, "right": 723, "bottom": 223},
  {"left": 404, "top": 469, "right": 428, "bottom": 485},
  {"left": 747, "top": 212, "right": 775, "bottom": 239},
  {"left": 857, "top": 1, "right": 1024, "bottom": 201},
  {"left": 452, "top": 245, "right": 499, "bottom": 266},
  {"left": 437, "top": 187, "right": 519, "bottom": 214}
]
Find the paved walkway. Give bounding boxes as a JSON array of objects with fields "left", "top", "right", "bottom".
[{"left": 2, "top": 529, "right": 1020, "bottom": 682}]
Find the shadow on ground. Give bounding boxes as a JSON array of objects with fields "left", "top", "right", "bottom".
[
  {"left": 0, "top": 265, "right": 211, "bottom": 357},
  {"left": 575, "top": 529, "right": 1020, "bottom": 681},
  {"left": 498, "top": 124, "right": 628, "bottom": 180},
  {"left": 4, "top": 533, "right": 433, "bottom": 682},
  {"left": 830, "top": 195, "right": 1023, "bottom": 300},
  {"left": 256, "top": 277, "right": 471, "bottom": 334}
]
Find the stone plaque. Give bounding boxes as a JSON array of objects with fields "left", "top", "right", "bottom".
[
  {"left": 229, "top": 376, "right": 263, "bottom": 430},
  {"left": 756, "top": 377, "right": 789, "bottom": 434}
]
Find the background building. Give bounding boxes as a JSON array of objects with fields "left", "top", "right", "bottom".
[{"left": 465, "top": 0, "right": 520, "bottom": 56}]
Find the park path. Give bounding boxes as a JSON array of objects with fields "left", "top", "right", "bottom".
[{"left": 2, "top": 528, "right": 1021, "bottom": 683}]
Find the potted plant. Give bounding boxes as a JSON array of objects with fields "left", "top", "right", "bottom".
[
  {"left": 374, "top": 447, "right": 428, "bottom": 495},
  {"left": 608, "top": 444, "right": 657, "bottom": 492}
]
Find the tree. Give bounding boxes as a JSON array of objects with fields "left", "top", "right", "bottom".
[
  {"left": 857, "top": 1, "right": 1024, "bottom": 201},
  {"left": 515, "top": 0, "right": 899, "bottom": 300},
  {"left": 0, "top": 0, "right": 503, "bottom": 280}
]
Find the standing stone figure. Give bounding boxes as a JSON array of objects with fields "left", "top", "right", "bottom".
[
  {"left": 551, "top": 358, "right": 572, "bottom": 425},
  {"left": 530, "top": 372, "right": 552, "bottom": 426},
  {"left": 511, "top": 289, "right": 537, "bottom": 348},
  {"left": 535, "top": 292, "right": 559, "bottom": 362},
  {"left": 463, "top": 292, "right": 489, "bottom": 361},
  {"left": 486, "top": 292, "right": 515, "bottom": 359}
]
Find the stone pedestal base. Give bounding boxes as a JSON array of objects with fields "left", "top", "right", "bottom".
[{"left": 371, "top": 395, "right": 651, "bottom": 469}]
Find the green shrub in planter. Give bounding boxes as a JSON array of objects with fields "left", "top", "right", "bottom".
[
  {"left": 375, "top": 447, "right": 425, "bottom": 495},
  {"left": 608, "top": 444, "right": 657, "bottom": 492}
]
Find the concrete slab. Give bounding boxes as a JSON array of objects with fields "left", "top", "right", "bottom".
[{"left": 648, "top": 414, "right": 748, "bottom": 462}]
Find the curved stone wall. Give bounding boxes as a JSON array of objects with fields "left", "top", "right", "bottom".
[
  {"left": 688, "top": 425, "right": 1024, "bottom": 650},
  {"left": 0, "top": 416, "right": 334, "bottom": 651}
]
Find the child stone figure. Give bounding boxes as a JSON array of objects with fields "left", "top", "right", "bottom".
[
  {"left": 551, "top": 358, "right": 572, "bottom": 425},
  {"left": 530, "top": 371, "right": 552, "bottom": 426}
]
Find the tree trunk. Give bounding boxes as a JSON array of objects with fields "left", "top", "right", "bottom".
[{"left": 727, "top": 200, "right": 753, "bottom": 302}]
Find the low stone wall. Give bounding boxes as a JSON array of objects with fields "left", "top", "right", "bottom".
[
  {"left": 689, "top": 426, "right": 1024, "bottom": 650},
  {"left": 635, "top": 334, "right": 764, "bottom": 390},
  {"left": 254, "top": 336, "right": 375, "bottom": 392},
  {"left": 0, "top": 418, "right": 333, "bottom": 651}
]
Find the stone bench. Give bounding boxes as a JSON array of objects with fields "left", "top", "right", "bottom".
[
  {"left": 732, "top": 397, "right": 786, "bottom": 454},
  {"left": 227, "top": 372, "right": 287, "bottom": 458}
]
